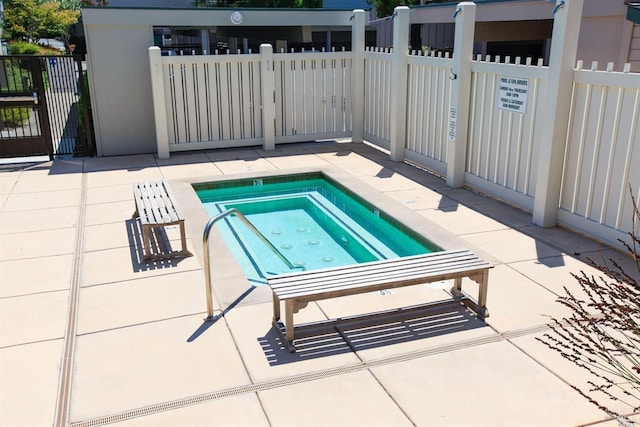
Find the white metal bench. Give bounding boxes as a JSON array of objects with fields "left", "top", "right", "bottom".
[
  {"left": 132, "top": 180, "right": 192, "bottom": 261},
  {"left": 267, "top": 249, "right": 492, "bottom": 351}
]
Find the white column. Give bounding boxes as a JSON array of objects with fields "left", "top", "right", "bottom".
[
  {"left": 389, "top": 6, "right": 410, "bottom": 162},
  {"left": 200, "top": 29, "right": 210, "bottom": 54},
  {"left": 351, "top": 9, "right": 366, "bottom": 144},
  {"left": 446, "top": 2, "right": 476, "bottom": 187},
  {"left": 148, "top": 46, "right": 170, "bottom": 159},
  {"left": 532, "top": 0, "right": 583, "bottom": 227},
  {"left": 260, "top": 44, "right": 276, "bottom": 151}
]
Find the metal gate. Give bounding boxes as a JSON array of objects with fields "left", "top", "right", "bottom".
[{"left": 0, "top": 55, "right": 94, "bottom": 159}]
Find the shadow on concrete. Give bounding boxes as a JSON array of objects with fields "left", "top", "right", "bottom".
[
  {"left": 186, "top": 286, "right": 258, "bottom": 342},
  {"left": 125, "top": 219, "right": 189, "bottom": 272},
  {"left": 258, "top": 302, "right": 487, "bottom": 366}
]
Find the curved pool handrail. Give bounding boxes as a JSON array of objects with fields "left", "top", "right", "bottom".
[{"left": 202, "top": 208, "right": 296, "bottom": 321}]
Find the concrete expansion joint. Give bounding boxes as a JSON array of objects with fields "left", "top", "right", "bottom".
[
  {"left": 54, "top": 164, "right": 88, "bottom": 427},
  {"left": 68, "top": 321, "right": 554, "bottom": 427}
]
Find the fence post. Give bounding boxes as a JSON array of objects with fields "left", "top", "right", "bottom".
[
  {"left": 260, "top": 44, "right": 276, "bottom": 151},
  {"left": 389, "top": 6, "right": 410, "bottom": 162},
  {"left": 446, "top": 2, "right": 476, "bottom": 188},
  {"left": 532, "top": 0, "right": 583, "bottom": 227},
  {"left": 351, "top": 9, "right": 366, "bottom": 144},
  {"left": 148, "top": 47, "right": 170, "bottom": 159}
]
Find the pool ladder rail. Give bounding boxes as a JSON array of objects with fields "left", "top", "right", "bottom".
[{"left": 202, "top": 208, "right": 298, "bottom": 321}]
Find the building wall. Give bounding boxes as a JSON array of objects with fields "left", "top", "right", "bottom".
[
  {"left": 84, "top": 23, "right": 156, "bottom": 156},
  {"left": 577, "top": 15, "right": 634, "bottom": 70},
  {"left": 630, "top": 24, "right": 640, "bottom": 72},
  {"left": 82, "top": 7, "right": 354, "bottom": 156}
]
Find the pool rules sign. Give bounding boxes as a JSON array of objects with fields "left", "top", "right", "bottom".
[{"left": 497, "top": 76, "right": 528, "bottom": 114}]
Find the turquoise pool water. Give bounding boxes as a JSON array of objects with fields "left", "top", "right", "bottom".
[{"left": 195, "top": 173, "right": 439, "bottom": 285}]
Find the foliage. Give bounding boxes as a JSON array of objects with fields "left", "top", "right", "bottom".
[
  {"left": 0, "top": 107, "right": 31, "bottom": 129},
  {"left": 194, "top": 0, "right": 321, "bottom": 7},
  {"left": 537, "top": 186, "right": 640, "bottom": 419},
  {"left": 368, "top": 0, "right": 452, "bottom": 18},
  {"left": 3, "top": 0, "right": 80, "bottom": 43},
  {"left": 8, "top": 42, "right": 41, "bottom": 55}
]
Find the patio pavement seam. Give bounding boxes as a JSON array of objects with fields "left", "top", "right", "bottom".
[
  {"left": 65, "top": 319, "right": 557, "bottom": 427},
  {"left": 53, "top": 161, "right": 87, "bottom": 427}
]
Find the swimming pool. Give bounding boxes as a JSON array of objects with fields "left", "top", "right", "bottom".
[{"left": 195, "top": 172, "right": 441, "bottom": 284}]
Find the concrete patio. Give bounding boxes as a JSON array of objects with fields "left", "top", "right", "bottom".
[{"left": 1, "top": 140, "right": 638, "bottom": 427}]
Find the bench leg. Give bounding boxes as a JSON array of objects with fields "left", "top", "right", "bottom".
[
  {"left": 477, "top": 270, "right": 489, "bottom": 319},
  {"left": 141, "top": 224, "right": 152, "bottom": 261},
  {"left": 285, "top": 300, "right": 295, "bottom": 346},
  {"left": 272, "top": 293, "right": 281, "bottom": 322},
  {"left": 178, "top": 220, "right": 189, "bottom": 254},
  {"left": 450, "top": 274, "right": 490, "bottom": 320},
  {"left": 453, "top": 277, "right": 462, "bottom": 292}
]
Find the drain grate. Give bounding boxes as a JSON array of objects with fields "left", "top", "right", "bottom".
[
  {"left": 69, "top": 364, "right": 364, "bottom": 427},
  {"left": 69, "top": 322, "right": 554, "bottom": 427}
]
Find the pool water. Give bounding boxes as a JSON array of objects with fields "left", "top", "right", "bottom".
[{"left": 195, "top": 173, "right": 439, "bottom": 285}]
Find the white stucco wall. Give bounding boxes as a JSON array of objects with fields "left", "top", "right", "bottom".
[
  {"left": 82, "top": 7, "right": 355, "bottom": 156},
  {"left": 85, "top": 23, "right": 155, "bottom": 156},
  {"left": 577, "top": 16, "right": 634, "bottom": 69}
]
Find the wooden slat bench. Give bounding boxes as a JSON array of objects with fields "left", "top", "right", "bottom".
[
  {"left": 267, "top": 249, "right": 492, "bottom": 351},
  {"left": 132, "top": 180, "right": 192, "bottom": 261}
]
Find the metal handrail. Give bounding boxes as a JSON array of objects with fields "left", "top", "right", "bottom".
[{"left": 202, "top": 208, "right": 296, "bottom": 321}]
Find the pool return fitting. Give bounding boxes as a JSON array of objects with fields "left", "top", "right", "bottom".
[{"left": 202, "top": 208, "right": 297, "bottom": 321}]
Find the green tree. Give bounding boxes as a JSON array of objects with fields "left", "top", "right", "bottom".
[
  {"left": 3, "top": 0, "right": 80, "bottom": 43},
  {"left": 195, "top": 0, "right": 321, "bottom": 7},
  {"left": 369, "top": 0, "right": 450, "bottom": 18}
]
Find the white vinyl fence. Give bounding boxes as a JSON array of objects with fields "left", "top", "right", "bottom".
[
  {"left": 465, "top": 56, "right": 547, "bottom": 210},
  {"left": 150, "top": 47, "right": 352, "bottom": 155},
  {"left": 149, "top": 2, "right": 639, "bottom": 250},
  {"left": 274, "top": 51, "right": 353, "bottom": 142},
  {"left": 559, "top": 62, "right": 640, "bottom": 245}
]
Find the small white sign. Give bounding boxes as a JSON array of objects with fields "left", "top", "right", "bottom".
[
  {"left": 497, "top": 76, "right": 528, "bottom": 114},
  {"left": 448, "top": 106, "right": 457, "bottom": 141}
]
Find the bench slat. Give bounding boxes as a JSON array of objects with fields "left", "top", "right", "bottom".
[
  {"left": 134, "top": 181, "right": 184, "bottom": 226},
  {"left": 132, "top": 180, "right": 191, "bottom": 261},
  {"left": 270, "top": 259, "right": 490, "bottom": 300},
  {"left": 268, "top": 251, "right": 487, "bottom": 292},
  {"left": 269, "top": 250, "right": 473, "bottom": 283},
  {"left": 269, "top": 256, "right": 486, "bottom": 290},
  {"left": 273, "top": 270, "right": 488, "bottom": 301},
  {"left": 267, "top": 248, "right": 492, "bottom": 351}
]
